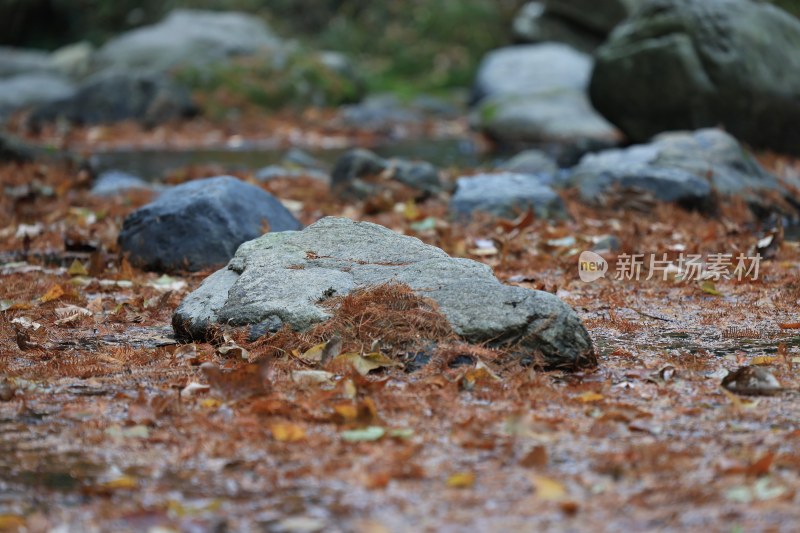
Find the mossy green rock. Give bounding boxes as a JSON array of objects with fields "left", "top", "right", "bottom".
[{"left": 590, "top": 0, "right": 800, "bottom": 154}]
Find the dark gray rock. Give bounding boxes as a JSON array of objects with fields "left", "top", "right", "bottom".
[
  {"left": 544, "top": 0, "right": 643, "bottom": 34},
  {"left": 513, "top": 2, "right": 603, "bottom": 52},
  {"left": 0, "top": 73, "right": 76, "bottom": 118},
  {"left": 451, "top": 172, "right": 568, "bottom": 220},
  {"left": 118, "top": 176, "right": 302, "bottom": 272},
  {"left": 95, "top": 9, "right": 282, "bottom": 74},
  {"left": 173, "top": 217, "right": 596, "bottom": 370},
  {"left": 566, "top": 128, "right": 784, "bottom": 211},
  {"left": 501, "top": 149, "right": 559, "bottom": 176},
  {"left": 0, "top": 131, "right": 36, "bottom": 163},
  {"left": 589, "top": 0, "right": 800, "bottom": 154},
  {"left": 91, "top": 170, "right": 158, "bottom": 197},
  {"left": 28, "top": 72, "right": 197, "bottom": 128},
  {"left": 331, "top": 148, "right": 442, "bottom": 200},
  {"left": 340, "top": 94, "right": 424, "bottom": 131}
]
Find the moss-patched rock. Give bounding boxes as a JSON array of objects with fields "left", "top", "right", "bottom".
[{"left": 173, "top": 217, "right": 596, "bottom": 370}]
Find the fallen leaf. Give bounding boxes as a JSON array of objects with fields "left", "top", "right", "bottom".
[
  {"left": 300, "top": 341, "right": 328, "bottom": 363},
  {"left": 39, "top": 284, "right": 65, "bottom": 302},
  {"left": 54, "top": 304, "right": 92, "bottom": 325},
  {"left": 699, "top": 281, "right": 723, "bottom": 296},
  {"left": 520, "top": 445, "right": 548, "bottom": 468},
  {"left": 67, "top": 259, "right": 89, "bottom": 277},
  {"left": 722, "top": 366, "right": 781, "bottom": 396},
  {"left": 217, "top": 338, "right": 250, "bottom": 361},
  {"left": 576, "top": 391, "right": 604, "bottom": 403},
  {"left": 180, "top": 382, "right": 210, "bottom": 397},
  {"left": 291, "top": 369, "right": 335, "bottom": 384},
  {"left": 271, "top": 422, "right": 306, "bottom": 442},
  {"left": 460, "top": 361, "right": 502, "bottom": 390},
  {"left": 750, "top": 355, "right": 778, "bottom": 366},
  {"left": 447, "top": 471, "right": 475, "bottom": 488},
  {"left": 97, "top": 475, "right": 138, "bottom": 491},
  {"left": 530, "top": 474, "right": 566, "bottom": 501},
  {"left": 174, "top": 343, "right": 199, "bottom": 365},
  {"left": 330, "top": 352, "right": 402, "bottom": 376},
  {"left": 0, "top": 515, "right": 25, "bottom": 530},
  {"left": 341, "top": 426, "right": 385, "bottom": 442}
]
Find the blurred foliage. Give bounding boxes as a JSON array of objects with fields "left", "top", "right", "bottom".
[
  {"left": 770, "top": 0, "right": 800, "bottom": 14},
  {"left": 1, "top": 0, "right": 797, "bottom": 100},
  {"left": 0, "top": 0, "right": 523, "bottom": 97},
  {"left": 174, "top": 50, "right": 365, "bottom": 115}
]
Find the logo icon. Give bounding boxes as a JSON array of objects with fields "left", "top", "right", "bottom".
[{"left": 578, "top": 251, "right": 608, "bottom": 282}]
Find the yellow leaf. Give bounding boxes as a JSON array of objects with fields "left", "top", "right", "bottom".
[
  {"left": 403, "top": 199, "right": 420, "bottom": 221},
  {"left": 301, "top": 342, "right": 328, "bottom": 362},
  {"left": 447, "top": 471, "right": 475, "bottom": 488},
  {"left": 700, "top": 281, "right": 722, "bottom": 296},
  {"left": 331, "top": 352, "right": 402, "bottom": 376},
  {"left": 39, "top": 284, "right": 65, "bottom": 303},
  {"left": 200, "top": 398, "right": 222, "bottom": 409},
  {"left": 99, "top": 475, "right": 137, "bottom": 490},
  {"left": 333, "top": 403, "right": 359, "bottom": 421},
  {"left": 576, "top": 391, "right": 604, "bottom": 403},
  {"left": 751, "top": 356, "right": 778, "bottom": 366},
  {"left": 271, "top": 422, "right": 306, "bottom": 442},
  {"left": 0, "top": 515, "right": 25, "bottom": 529},
  {"left": 67, "top": 259, "right": 89, "bottom": 277},
  {"left": 530, "top": 474, "right": 566, "bottom": 501}
]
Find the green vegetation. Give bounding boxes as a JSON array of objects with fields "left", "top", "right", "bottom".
[
  {"left": 0, "top": 0, "right": 523, "bottom": 99},
  {"left": 174, "top": 49, "right": 365, "bottom": 115}
]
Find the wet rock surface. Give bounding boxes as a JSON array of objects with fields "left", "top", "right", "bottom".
[
  {"left": 331, "top": 148, "right": 442, "bottom": 200},
  {"left": 450, "top": 172, "right": 568, "bottom": 220},
  {"left": 565, "top": 128, "right": 787, "bottom": 212},
  {"left": 28, "top": 72, "right": 197, "bottom": 128}
]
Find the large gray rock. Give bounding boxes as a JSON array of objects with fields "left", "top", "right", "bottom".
[
  {"left": 118, "top": 176, "right": 301, "bottom": 272},
  {"left": 477, "top": 91, "right": 618, "bottom": 144},
  {"left": 566, "top": 128, "right": 784, "bottom": 211},
  {"left": 95, "top": 9, "right": 282, "bottom": 74},
  {"left": 544, "top": 0, "right": 643, "bottom": 33},
  {"left": 513, "top": 2, "right": 604, "bottom": 52},
  {"left": 28, "top": 72, "right": 197, "bottom": 128},
  {"left": 451, "top": 173, "right": 568, "bottom": 220},
  {"left": 471, "top": 43, "right": 619, "bottom": 144},
  {"left": 0, "top": 47, "right": 54, "bottom": 77},
  {"left": 0, "top": 73, "right": 76, "bottom": 118},
  {"left": 500, "top": 149, "right": 559, "bottom": 176},
  {"left": 589, "top": 0, "right": 800, "bottom": 154},
  {"left": 331, "top": 148, "right": 442, "bottom": 200},
  {"left": 91, "top": 170, "right": 159, "bottom": 197},
  {"left": 471, "top": 43, "right": 592, "bottom": 104},
  {"left": 173, "top": 217, "right": 596, "bottom": 370}
]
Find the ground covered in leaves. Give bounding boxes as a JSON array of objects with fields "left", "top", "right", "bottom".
[{"left": 2, "top": 116, "right": 800, "bottom": 532}]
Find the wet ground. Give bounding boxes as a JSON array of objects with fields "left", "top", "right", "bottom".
[{"left": 1, "top": 116, "right": 800, "bottom": 532}]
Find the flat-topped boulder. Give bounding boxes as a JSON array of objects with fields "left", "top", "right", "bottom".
[{"left": 173, "top": 217, "right": 596, "bottom": 370}]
